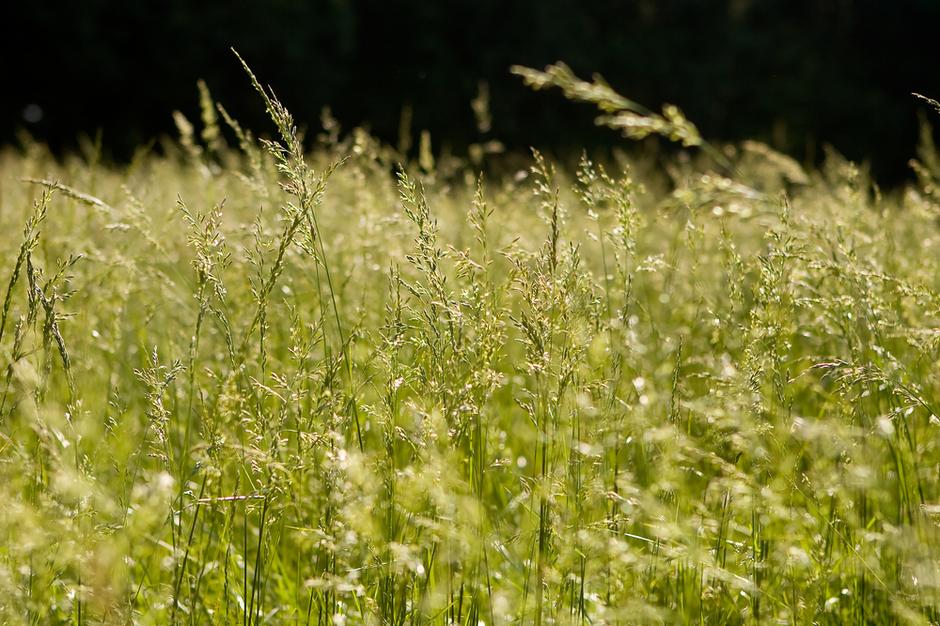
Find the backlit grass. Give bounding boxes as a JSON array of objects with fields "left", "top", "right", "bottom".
[{"left": 1, "top": 60, "right": 940, "bottom": 624}]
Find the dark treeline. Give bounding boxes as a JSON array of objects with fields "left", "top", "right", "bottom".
[{"left": 2, "top": 0, "right": 938, "bottom": 182}]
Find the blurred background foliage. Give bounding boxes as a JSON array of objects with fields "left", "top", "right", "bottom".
[{"left": 2, "top": 0, "right": 938, "bottom": 182}]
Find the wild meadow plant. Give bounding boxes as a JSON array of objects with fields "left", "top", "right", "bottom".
[{"left": 1, "top": 57, "right": 940, "bottom": 624}]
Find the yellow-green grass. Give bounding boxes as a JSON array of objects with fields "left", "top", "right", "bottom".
[{"left": 1, "top": 61, "right": 940, "bottom": 624}]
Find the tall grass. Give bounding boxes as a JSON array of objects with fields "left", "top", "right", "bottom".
[{"left": 1, "top": 58, "right": 940, "bottom": 624}]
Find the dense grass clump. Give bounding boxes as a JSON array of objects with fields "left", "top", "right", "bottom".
[{"left": 2, "top": 61, "right": 940, "bottom": 624}]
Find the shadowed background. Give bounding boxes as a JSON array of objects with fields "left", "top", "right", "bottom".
[{"left": 2, "top": 0, "right": 938, "bottom": 182}]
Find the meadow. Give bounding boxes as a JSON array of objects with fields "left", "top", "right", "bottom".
[{"left": 2, "top": 60, "right": 940, "bottom": 624}]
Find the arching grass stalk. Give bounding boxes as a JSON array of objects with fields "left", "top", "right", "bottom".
[
  {"left": 233, "top": 50, "right": 362, "bottom": 451},
  {"left": 511, "top": 62, "right": 733, "bottom": 171}
]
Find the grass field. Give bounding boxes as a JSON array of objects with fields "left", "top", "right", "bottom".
[{"left": 2, "top": 61, "right": 940, "bottom": 624}]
